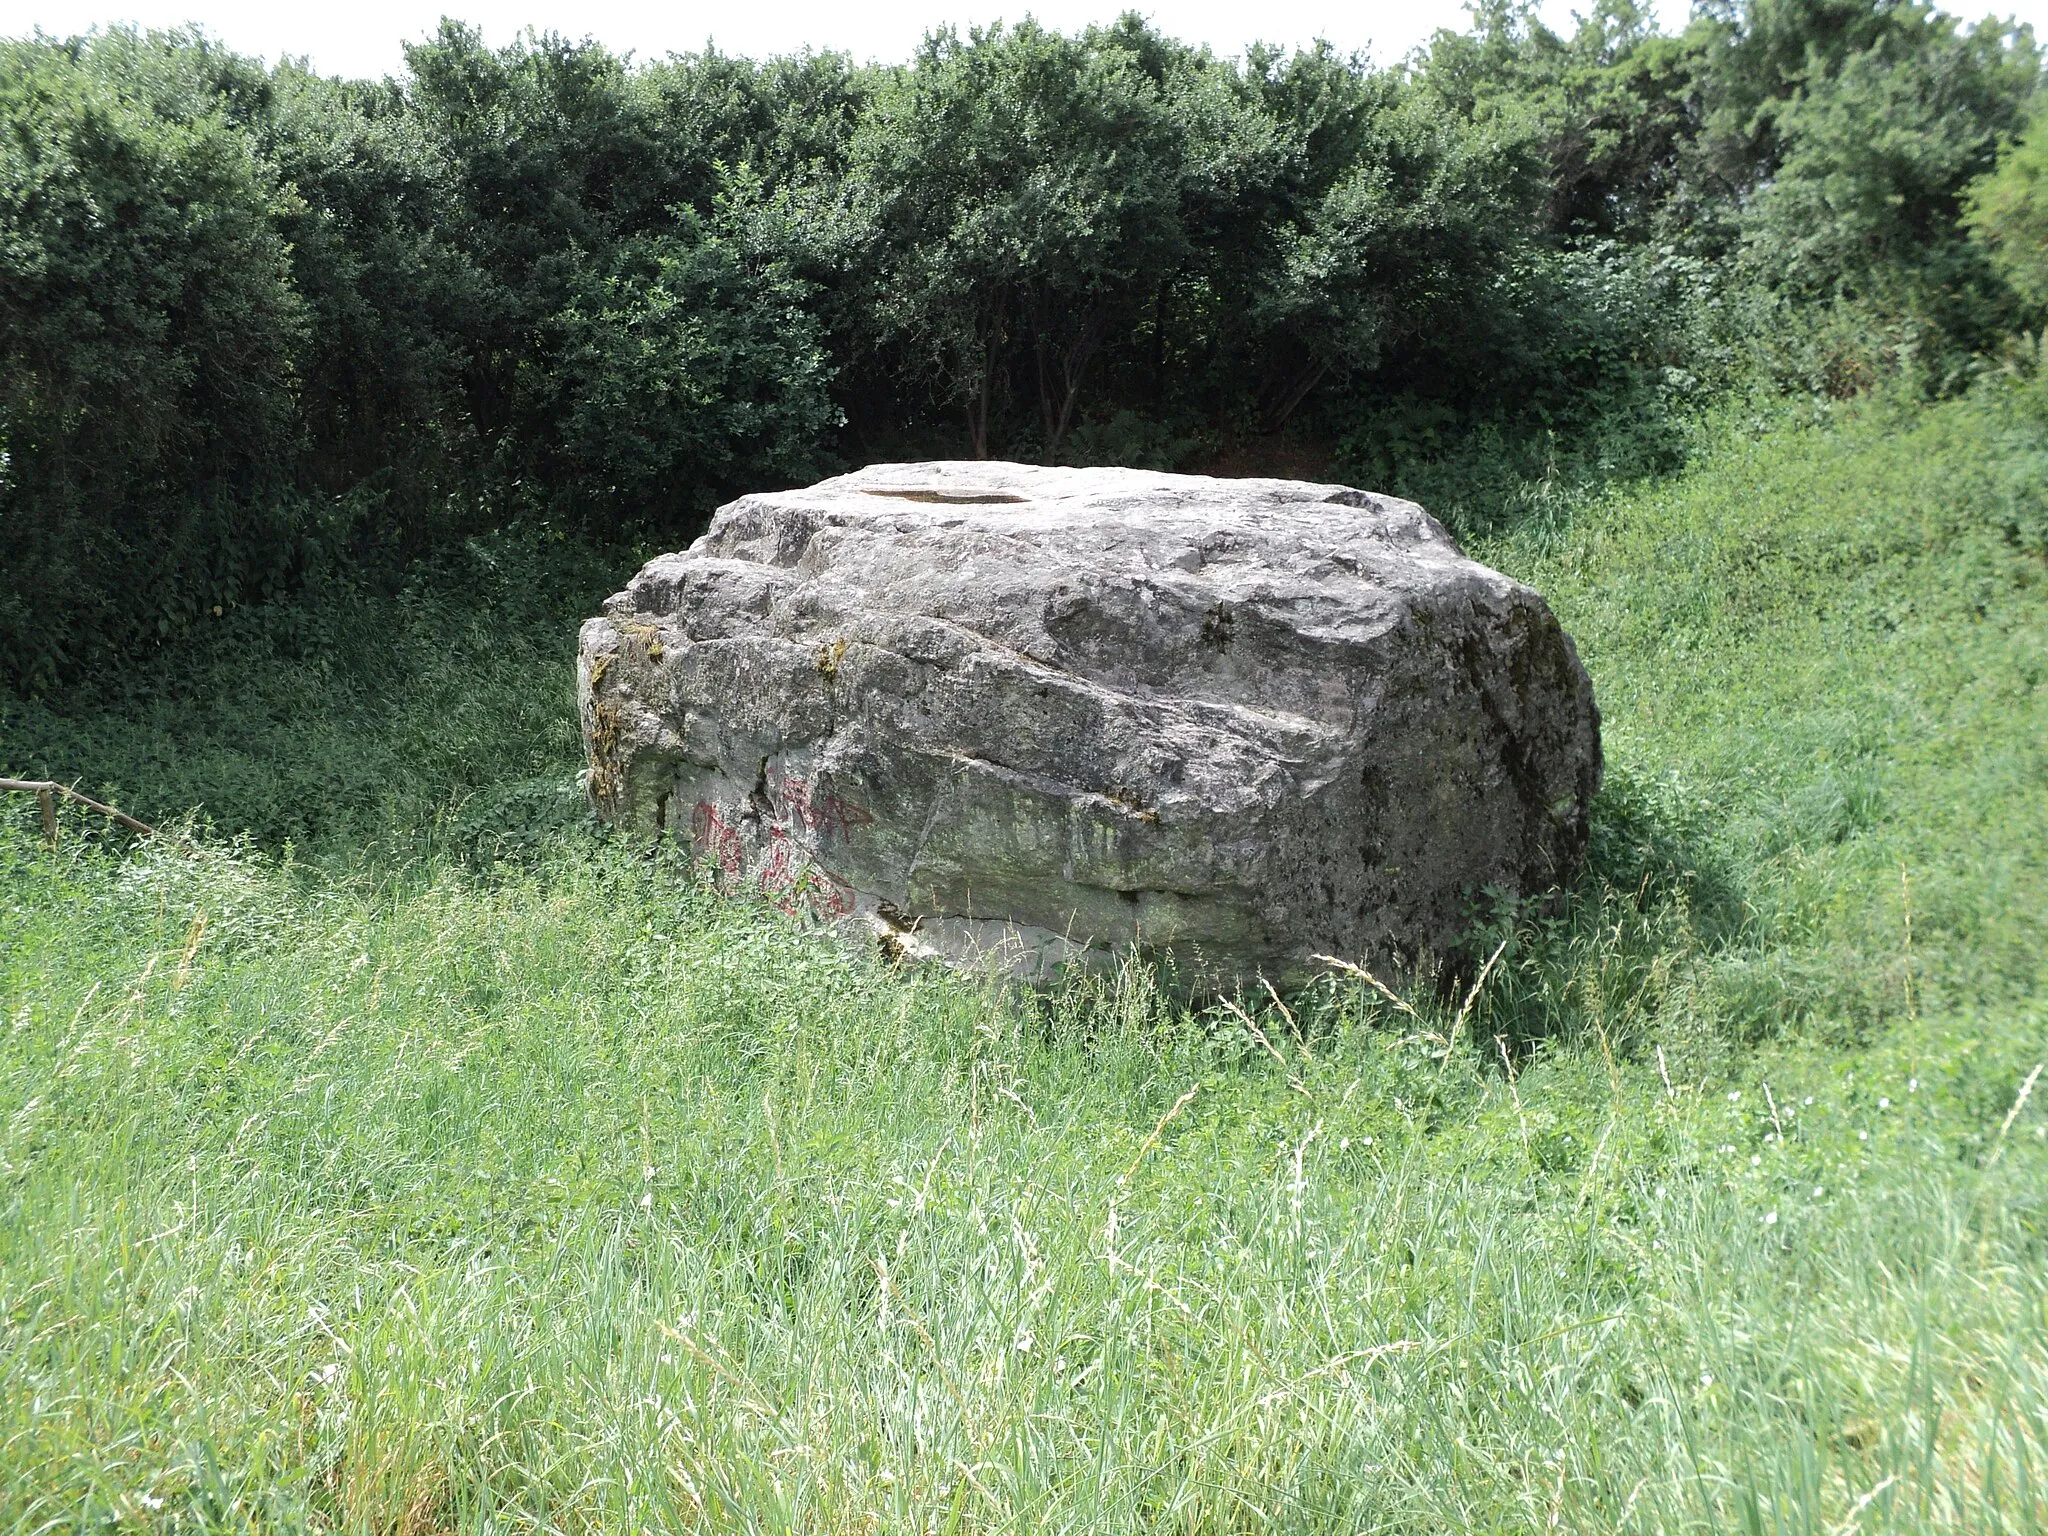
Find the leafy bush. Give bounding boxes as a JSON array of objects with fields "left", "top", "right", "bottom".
[
  {"left": 1964, "top": 93, "right": 2048, "bottom": 315},
  {"left": 3, "top": 2, "right": 2044, "bottom": 690},
  {"left": 0, "top": 32, "right": 308, "bottom": 687}
]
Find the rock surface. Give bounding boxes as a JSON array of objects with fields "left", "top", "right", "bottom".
[{"left": 578, "top": 461, "right": 1601, "bottom": 986}]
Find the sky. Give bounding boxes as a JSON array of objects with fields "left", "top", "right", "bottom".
[{"left": 0, "top": 0, "right": 2042, "bottom": 79}]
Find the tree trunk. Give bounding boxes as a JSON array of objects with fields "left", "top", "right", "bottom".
[
  {"left": 967, "top": 358, "right": 991, "bottom": 459},
  {"left": 965, "top": 291, "right": 1009, "bottom": 459},
  {"left": 1259, "top": 357, "right": 1332, "bottom": 436},
  {"left": 1035, "top": 298, "right": 1111, "bottom": 461},
  {"left": 1150, "top": 283, "right": 1170, "bottom": 408}
]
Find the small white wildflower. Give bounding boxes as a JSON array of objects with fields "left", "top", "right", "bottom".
[
  {"left": 1700, "top": 1371, "right": 1714, "bottom": 1388},
  {"left": 1908, "top": 1078, "right": 1918, "bottom": 1093},
  {"left": 1361, "top": 1135, "right": 1373, "bottom": 1146},
  {"left": 1859, "top": 1130, "right": 1869, "bottom": 1142},
  {"left": 876, "top": 1469, "right": 897, "bottom": 1487},
  {"left": 1763, "top": 1211, "right": 1778, "bottom": 1226},
  {"left": 659, "top": 1352, "right": 673, "bottom": 1365},
  {"left": 1728, "top": 1091, "right": 1741, "bottom": 1103},
  {"left": 643, "top": 1165, "right": 656, "bottom": 1180},
  {"left": 1878, "top": 1097, "right": 1890, "bottom": 1109},
  {"left": 138, "top": 1494, "right": 164, "bottom": 1511},
  {"left": 1803, "top": 1096, "right": 1814, "bottom": 1106},
  {"left": 1655, "top": 1185, "right": 1667, "bottom": 1199},
  {"left": 1751, "top": 1155, "right": 1762, "bottom": 1167},
  {"left": 1812, "top": 1187, "right": 1825, "bottom": 1199},
  {"left": 1339, "top": 1138, "right": 1350, "bottom": 1150},
  {"left": 639, "top": 1192, "right": 653, "bottom": 1209},
  {"left": 1014, "top": 1330, "right": 1034, "bottom": 1354}
]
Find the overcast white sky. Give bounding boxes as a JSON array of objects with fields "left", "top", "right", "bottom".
[{"left": 0, "top": 0, "right": 2041, "bottom": 79}]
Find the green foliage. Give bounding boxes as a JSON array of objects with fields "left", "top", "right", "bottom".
[
  {"left": 1965, "top": 93, "right": 2048, "bottom": 313},
  {"left": 854, "top": 20, "right": 1192, "bottom": 456},
  {"left": 0, "top": 528, "right": 619, "bottom": 853},
  {"left": 3, "top": 1, "right": 2045, "bottom": 691},
  {"left": 1335, "top": 241, "right": 1718, "bottom": 532},
  {"left": 387, "top": 23, "right": 848, "bottom": 525},
  {"left": 0, "top": 27, "right": 856, "bottom": 688},
  {"left": 1727, "top": 10, "right": 2036, "bottom": 387},
  {"left": 0, "top": 30, "right": 308, "bottom": 686},
  {"left": 1734, "top": 16, "right": 2027, "bottom": 297},
  {"left": 549, "top": 221, "right": 839, "bottom": 523},
  {"left": 1416, "top": 0, "right": 1709, "bottom": 242},
  {"left": 3, "top": 392, "right": 2046, "bottom": 1530}
]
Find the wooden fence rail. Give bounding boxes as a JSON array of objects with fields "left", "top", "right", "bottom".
[{"left": 0, "top": 778, "right": 160, "bottom": 845}]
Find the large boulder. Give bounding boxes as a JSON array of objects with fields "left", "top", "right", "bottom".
[{"left": 578, "top": 462, "right": 1600, "bottom": 986}]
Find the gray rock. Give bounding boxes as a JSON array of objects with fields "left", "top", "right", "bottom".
[{"left": 578, "top": 462, "right": 1600, "bottom": 987}]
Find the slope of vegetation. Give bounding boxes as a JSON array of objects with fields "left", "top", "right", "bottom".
[{"left": 2, "top": 383, "right": 2042, "bottom": 1532}]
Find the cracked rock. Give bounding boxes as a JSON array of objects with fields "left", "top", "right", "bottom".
[{"left": 578, "top": 461, "right": 1601, "bottom": 986}]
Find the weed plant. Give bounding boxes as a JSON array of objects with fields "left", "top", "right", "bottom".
[{"left": 1, "top": 384, "right": 2045, "bottom": 1530}]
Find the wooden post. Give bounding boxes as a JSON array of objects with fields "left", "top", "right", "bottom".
[{"left": 1, "top": 778, "right": 162, "bottom": 841}]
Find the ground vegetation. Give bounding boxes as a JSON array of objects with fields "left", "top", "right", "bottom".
[{"left": 4, "top": 3, "right": 2048, "bottom": 1528}]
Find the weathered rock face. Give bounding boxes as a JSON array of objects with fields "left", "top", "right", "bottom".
[{"left": 579, "top": 462, "right": 1600, "bottom": 986}]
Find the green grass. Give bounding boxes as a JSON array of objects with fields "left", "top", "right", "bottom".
[
  {"left": 0, "top": 531, "right": 621, "bottom": 856},
  {"left": 1, "top": 384, "right": 2045, "bottom": 1531}
]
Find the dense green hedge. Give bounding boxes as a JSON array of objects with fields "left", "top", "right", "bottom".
[{"left": 1, "top": 1, "right": 2041, "bottom": 687}]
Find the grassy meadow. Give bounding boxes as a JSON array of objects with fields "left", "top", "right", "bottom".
[{"left": 2, "top": 386, "right": 2046, "bottom": 1531}]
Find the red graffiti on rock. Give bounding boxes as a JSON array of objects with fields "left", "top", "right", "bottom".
[
  {"left": 690, "top": 774, "right": 868, "bottom": 920},
  {"left": 774, "top": 772, "right": 875, "bottom": 845},
  {"left": 756, "top": 826, "right": 856, "bottom": 918},
  {"left": 691, "top": 800, "right": 744, "bottom": 876}
]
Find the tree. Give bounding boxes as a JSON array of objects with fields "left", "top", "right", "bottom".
[
  {"left": 1965, "top": 94, "right": 2048, "bottom": 315},
  {"left": 0, "top": 30, "right": 306, "bottom": 684},
  {"left": 1736, "top": 8, "right": 2038, "bottom": 307},
  {"left": 1416, "top": 0, "right": 1712, "bottom": 243},
  {"left": 1238, "top": 79, "right": 1533, "bottom": 433},
  {"left": 853, "top": 20, "right": 1187, "bottom": 458},
  {"left": 546, "top": 218, "right": 840, "bottom": 525}
]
